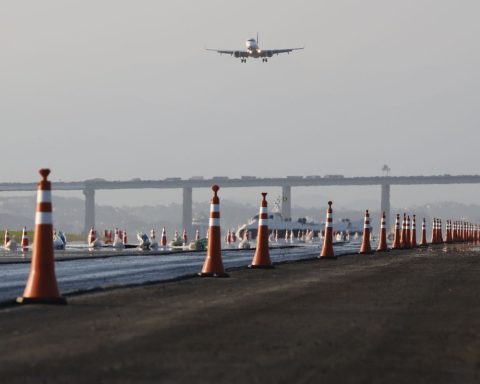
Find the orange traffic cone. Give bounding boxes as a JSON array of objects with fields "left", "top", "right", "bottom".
[
  {"left": 377, "top": 211, "right": 388, "bottom": 252},
  {"left": 123, "top": 229, "right": 128, "bottom": 245},
  {"left": 4, "top": 229, "right": 10, "bottom": 247},
  {"left": 319, "top": 201, "right": 336, "bottom": 259},
  {"left": 21, "top": 226, "right": 29, "bottom": 250},
  {"left": 444, "top": 220, "right": 451, "bottom": 243},
  {"left": 419, "top": 218, "right": 428, "bottom": 246},
  {"left": 392, "top": 214, "right": 402, "bottom": 249},
  {"left": 359, "top": 210, "right": 373, "bottom": 254},
  {"left": 249, "top": 193, "right": 273, "bottom": 268},
  {"left": 410, "top": 215, "right": 417, "bottom": 247},
  {"left": 87, "top": 227, "right": 96, "bottom": 246},
  {"left": 405, "top": 216, "right": 412, "bottom": 249},
  {"left": 17, "top": 169, "right": 66, "bottom": 304},
  {"left": 430, "top": 219, "right": 438, "bottom": 244},
  {"left": 182, "top": 228, "right": 188, "bottom": 246},
  {"left": 400, "top": 213, "right": 407, "bottom": 249},
  {"left": 199, "top": 185, "right": 228, "bottom": 277},
  {"left": 438, "top": 219, "right": 444, "bottom": 243},
  {"left": 161, "top": 227, "right": 167, "bottom": 246}
]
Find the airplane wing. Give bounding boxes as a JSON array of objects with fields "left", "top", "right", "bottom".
[
  {"left": 205, "top": 48, "right": 248, "bottom": 57},
  {"left": 261, "top": 47, "right": 304, "bottom": 57}
]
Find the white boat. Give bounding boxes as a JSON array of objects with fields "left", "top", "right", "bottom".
[{"left": 236, "top": 211, "right": 363, "bottom": 241}]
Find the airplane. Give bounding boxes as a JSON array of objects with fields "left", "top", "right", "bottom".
[{"left": 206, "top": 34, "right": 304, "bottom": 63}]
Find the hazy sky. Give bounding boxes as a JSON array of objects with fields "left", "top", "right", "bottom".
[{"left": 1, "top": 1, "right": 479, "bottom": 208}]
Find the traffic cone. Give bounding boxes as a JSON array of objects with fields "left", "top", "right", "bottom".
[
  {"left": 17, "top": 169, "right": 66, "bottom": 304},
  {"left": 161, "top": 227, "right": 167, "bottom": 246},
  {"left": 392, "top": 214, "right": 402, "bottom": 249},
  {"left": 400, "top": 214, "right": 407, "bottom": 249},
  {"left": 419, "top": 218, "right": 428, "bottom": 246},
  {"left": 195, "top": 229, "right": 200, "bottom": 241},
  {"left": 249, "top": 193, "right": 273, "bottom": 268},
  {"left": 410, "top": 215, "right": 417, "bottom": 247},
  {"left": 438, "top": 219, "right": 444, "bottom": 243},
  {"left": 359, "top": 210, "right": 373, "bottom": 254},
  {"left": 182, "top": 228, "right": 188, "bottom": 246},
  {"left": 377, "top": 211, "right": 388, "bottom": 252},
  {"left": 319, "top": 201, "right": 336, "bottom": 259},
  {"left": 430, "top": 218, "right": 436, "bottom": 244},
  {"left": 21, "top": 226, "right": 29, "bottom": 250},
  {"left": 4, "top": 229, "right": 10, "bottom": 247},
  {"left": 405, "top": 216, "right": 412, "bottom": 249},
  {"left": 87, "top": 227, "right": 96, "bottom": 246},
  {"left": 123, "top": 229, "right": 128, "bottom": 245},
  {"left": 199, "top": 185, "right": 228, "bottom": 277},
  {"left": 444, "top": 220, "right": 452, "bottom": 243}
]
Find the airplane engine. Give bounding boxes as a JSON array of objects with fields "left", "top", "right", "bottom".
[
  {"left": 267, "top": 52, "right": 273, "bottom": 58},
  {"left": 234, "top": 51, "right": 241, "bottom": 58}
]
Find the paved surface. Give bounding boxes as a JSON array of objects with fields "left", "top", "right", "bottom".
[
  {"left": 0, "top": 243, "right": 363, "bottom": 303},
  {"left": 0, "top": 244, "right": 479, "bottom": 383}
]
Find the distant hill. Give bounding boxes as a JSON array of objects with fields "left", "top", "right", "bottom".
[{"left": 1, "top": 196, "right": 480, "bottom": 235}]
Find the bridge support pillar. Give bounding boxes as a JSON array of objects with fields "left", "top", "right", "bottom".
[
  {"left": 182, "top": 187, "right": 193, "bottom": 239},
  {"left": 381, "top": 183, "right": 391, "bottom": 229},
  {"left": 281, "top": 185, "right": 292, "bottom": 220},
  {"left": 83, "top": 188, "right": 95, "bottom": 235}
]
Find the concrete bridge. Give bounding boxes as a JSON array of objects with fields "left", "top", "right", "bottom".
[{"left": 1, "top": 175, "right": 479, "bottom": 235}]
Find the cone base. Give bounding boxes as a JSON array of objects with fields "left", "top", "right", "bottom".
[
  {"left": 248, "top": 264, "right": 274, "bottom": 269},
  {"left": 318, "top": 255, "right": 337, "bottom": 260},
  {"left": 197, "top": 272, "right": 229, "bottom": 278},
  {"left": 376, "top": 248, "right": 389, "bottom": 252},
  {"left": 359, "top": 251, "right": 374, "bottom": 255},
  {"left": 16, "top": 296, "right": 67, "bottom": 305}
]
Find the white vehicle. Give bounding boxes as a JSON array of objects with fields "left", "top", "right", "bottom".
[{"left": 206, "top": 34, "right": 304, "bottom": 63}]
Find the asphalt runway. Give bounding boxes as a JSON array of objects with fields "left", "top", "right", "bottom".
[
  {"left": 0, "top": 243, "right": 479, "bottom": 383},
  {"left": 0, "top": 242, "right": 362, "bottom": 304}
]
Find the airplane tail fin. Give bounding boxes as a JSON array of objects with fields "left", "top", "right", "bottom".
[{"left": 257, "top": 32, "right": 259, "bottom": 45}]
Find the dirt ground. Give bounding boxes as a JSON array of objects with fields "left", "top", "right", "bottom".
[{"left": 0, "top": 244, "right": 479, "bottom": 384}]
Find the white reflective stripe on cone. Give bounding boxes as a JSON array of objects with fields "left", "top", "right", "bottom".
[
  {"left": 37, "top": 190, "right": 52, "bottom": 203},
  {"left": 35, "top": 212, "right": 53, "bottom": 225}
]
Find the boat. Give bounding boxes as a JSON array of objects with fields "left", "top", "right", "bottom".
[
  {"left": 236, "top": 206, "right": 363, "bottom": 241},
  {"left": 236, "top": 212, "right": 323, "bottom": 240}
]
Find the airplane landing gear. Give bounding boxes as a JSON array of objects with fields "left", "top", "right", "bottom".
[
  {"left": 241, "top": 58, "right": 247, "bottom": 63},
  {"left": 262, "top": 58, "right": 268, "bottom": 62}
]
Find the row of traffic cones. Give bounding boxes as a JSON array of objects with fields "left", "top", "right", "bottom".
[
  {"left": 2, "top": 227, "right": 29, "bottom": 251},
  {"left": 16, "top": 170, "right": 480, "bottom": 305}
]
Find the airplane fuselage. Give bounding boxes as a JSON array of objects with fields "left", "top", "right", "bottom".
[{"left": 245, "top": 38, "right": 261, "bottom": 58}]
